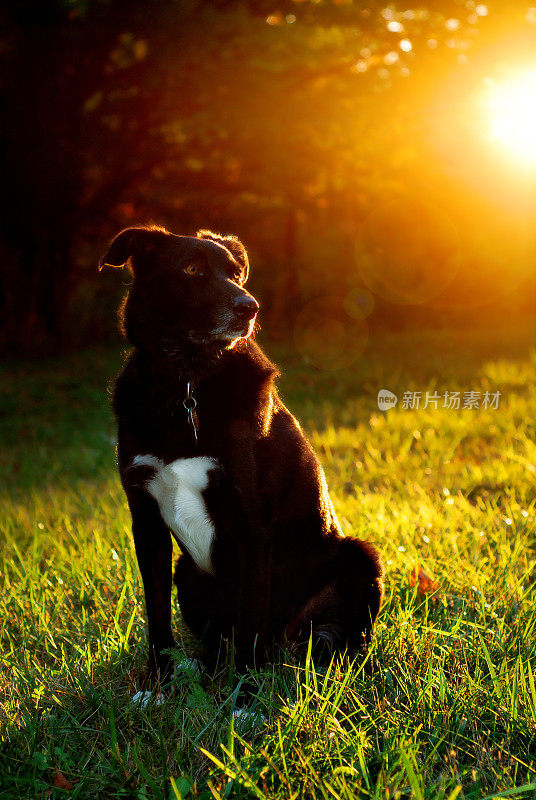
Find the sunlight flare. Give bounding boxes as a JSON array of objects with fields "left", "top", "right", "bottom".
[{"left": 485, "top": 68, "right": 536, "bottom": 167}]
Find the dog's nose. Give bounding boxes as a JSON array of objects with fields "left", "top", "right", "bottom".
[{"left": 233, "top": 296, "right": 259, "bottom": 320}]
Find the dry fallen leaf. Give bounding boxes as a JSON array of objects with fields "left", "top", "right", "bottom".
[
  {"left": 52, "top": 767, "right": 72, "bottom": 792},
  {"left": 410, "top": 566, "right": 440, "bottom": 595}
]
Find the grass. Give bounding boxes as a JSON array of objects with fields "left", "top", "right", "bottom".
[{"left": 1, "top": 322, "right": 535, "bottom": 799}]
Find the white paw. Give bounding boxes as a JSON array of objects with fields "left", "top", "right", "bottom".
[
  {"left": 174, "top": 658, "right": 205, "bottom": 678},
  {"left": 232, "top": 707, "right": 266, "bottom": 730},
  {"left": 131, "top": 690, "right": 165, "bottom": 708}
]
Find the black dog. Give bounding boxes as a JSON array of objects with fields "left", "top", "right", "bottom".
[{"left": 100, "top": 225, "right": 384, "bottom": 680}]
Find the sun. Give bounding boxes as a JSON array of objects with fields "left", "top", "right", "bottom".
[{"left": 485, "top": 68, "right": 536, "bottom": 167}]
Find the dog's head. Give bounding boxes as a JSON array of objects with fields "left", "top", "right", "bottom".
[{"left": 99, "top": 226, "right": 259, "bottom": 351}]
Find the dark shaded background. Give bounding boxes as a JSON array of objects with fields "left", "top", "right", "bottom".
[{"left": 1, "top": 0, "right": 535, "bottom": 355}]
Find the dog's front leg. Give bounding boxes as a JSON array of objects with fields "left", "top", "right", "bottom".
[
  {"left": 232, "top": 445, "right": 273, "bottom": 669},
  {"left": 236, "top": 533, "right": 272, "bottom": 669},
  {"left": 127, "top": 489, "right": 175, "bottom": 682}
]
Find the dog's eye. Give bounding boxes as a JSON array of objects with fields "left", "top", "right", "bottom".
[
  {"left": 233, "top": 270, "right": 242, "bottom": 283},
  {"left": 184, "top": 264, "right": 200, "bottom": 276}
]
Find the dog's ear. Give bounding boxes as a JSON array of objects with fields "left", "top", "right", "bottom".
[
  {"left": 197, "top": 229, "right": 250, "bottom": 281},
  {"left": 98, "top": 226, "right": 168, "bottom": 271}
]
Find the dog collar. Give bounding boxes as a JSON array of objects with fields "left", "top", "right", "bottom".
[{"left": 183, "top": 381, "right": 199, "bottom": 445}]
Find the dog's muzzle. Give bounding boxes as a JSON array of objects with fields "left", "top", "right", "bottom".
[{"left": 233, "top": 296, "right": 259, "bottom": 322}]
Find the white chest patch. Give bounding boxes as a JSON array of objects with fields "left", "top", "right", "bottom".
[{"left": 133, "top": 454, "right": 218, "bottom": 574}]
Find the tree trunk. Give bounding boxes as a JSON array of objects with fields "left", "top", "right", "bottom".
[{"left": 267, "top": 206, "right": 300, "bottom": 333}]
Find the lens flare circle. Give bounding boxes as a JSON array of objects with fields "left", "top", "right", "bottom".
[
  {"left": 294, "top": 296, "right": 368, "bottom": 371},
  {"left": 486, "top": 69, "right": 536, "bottom": 167},
  {"left": 344, "top": 287, "right": 375, "bottom": 319}
]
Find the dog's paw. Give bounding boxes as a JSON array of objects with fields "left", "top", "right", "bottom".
[
  {"left": 131, "top": 690, "right": 166, "bottom": 709},
  {"left": 174, "top": 657, "right": 205, "bottom": 679},
  {"left": 232, "top": 707, "right": 266, "bottom": 731}
]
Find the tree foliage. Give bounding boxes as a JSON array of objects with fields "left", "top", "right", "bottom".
[{"left": 1, "top": 0, "right": 534, "bottom": 352}]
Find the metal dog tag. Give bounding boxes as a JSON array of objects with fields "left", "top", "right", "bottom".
[{"left": 183, "top": 382, "right": 199, "bottom": 445}]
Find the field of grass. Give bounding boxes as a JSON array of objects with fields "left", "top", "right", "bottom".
[{"left": 1, "top": 323, "right": 535, "bottom": 799}]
